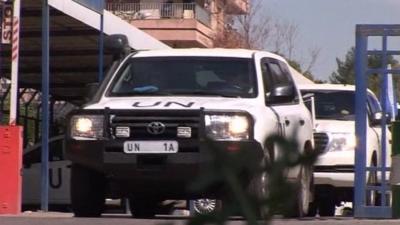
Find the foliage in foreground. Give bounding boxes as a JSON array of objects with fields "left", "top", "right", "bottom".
[{"left": 188, "top": 135, "right": 318, "bottom": 225}]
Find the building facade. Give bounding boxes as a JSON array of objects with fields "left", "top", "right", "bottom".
[{"left": 106, "top": 0, "right": 248, "bottom": 48}]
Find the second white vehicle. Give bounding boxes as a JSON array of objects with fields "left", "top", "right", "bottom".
[{"left": 299, "top": 84, "right": 391, "bottom": 216}]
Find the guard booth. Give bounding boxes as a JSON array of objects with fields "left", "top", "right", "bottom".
[{"left": 354, "top": 24, "right": 400, "bottom": 218}]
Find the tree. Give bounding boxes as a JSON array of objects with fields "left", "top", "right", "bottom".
[
  {"left": 329, "top": 47, "right": 356, "bottom": 85},
  {"left": 214, "top": 0, "right": 321, "bottom": 81},
  {"left": 329, "top": 47, "right": 399, "bottom": 96},
  {"left": 214, "top": 0, "right": 271, "bottom": 50},
  {"left": 287, "top": 59, "right": 324, "bottom": 83}
]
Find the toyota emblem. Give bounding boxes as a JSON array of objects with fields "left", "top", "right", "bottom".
[{"left": 147, "top": 121, "right": 166, "bottom": 135}]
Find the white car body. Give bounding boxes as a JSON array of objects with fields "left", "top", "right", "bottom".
[
  {"left": 84, "top": 49, "right": 314, "bottom": 180},
  {"left": 66, "top": 48, "right": 315, "bottom": 217},
  {"left": 299, "top": 84, "right": 390, "bottom": 203}
]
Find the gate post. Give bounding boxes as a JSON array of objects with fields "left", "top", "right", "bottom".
[
  {"left": 353, "top": 24, "right": 400, "bottom": 218},
  {"left": 354, "top": 26, "right": 368, "bottom": 216},
  {"left": 391, "top": 121, "right": 400, "bottom": 218}
]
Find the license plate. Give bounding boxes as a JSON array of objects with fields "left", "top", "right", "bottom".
[{"left": 123, "top": 141, "right": 178, "bottom": 154}]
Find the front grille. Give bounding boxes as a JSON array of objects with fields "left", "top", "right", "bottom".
[
  {"left": 315, "top": 165, "right": 354, "bottom": 173},
  {"left": 314, "top": 132, "right": 329, "bottom": 152},
  {"left": 108, "top": 110, "right": 201, "bottom": 152}
]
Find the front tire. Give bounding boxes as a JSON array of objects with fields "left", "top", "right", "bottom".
[
  {"left": 284, "top": 166, "right": 312, "bottom": 217},
  {"left": 247, "top": 169, "right": 270, "bottom": 219},
  {"left": 366, "top": 156, "right": 380, "bottom": 206},
  {"left": 71, "top": 164, "right": 106, "bottom": 217}
]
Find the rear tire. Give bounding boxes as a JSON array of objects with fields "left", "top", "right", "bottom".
[
  {"left": 313, "top": 186, "right": 336, "bottom": 217},
  {"left": 71, "top": 164, "right": 105, "bottom": 217},
  {"left": 307, "top": 202, "right": 317, "bottom": 217},
  {"left": 129, "top": 198, "right": 159, "bottom": 218},
  {"left": 318, "top": 196, "right": 335, "bottom": 216}
]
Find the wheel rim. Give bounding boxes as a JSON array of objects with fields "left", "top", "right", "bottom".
[
  {"left": 366, "top": 158, "right": 378, "bottom": 206},
  {"left": 193, "top": 199, "right": 217, "bottom": 215},
  {"left": 260, "top": 171, "right": 269, "bottom": 198},
  {"left": 300, "top": 167, "right": 310, "bottom": 213},
  {"left": 366, "top": 169, "right": 378, "bottom": 205}
]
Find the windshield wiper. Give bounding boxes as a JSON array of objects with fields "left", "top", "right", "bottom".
[
  {"left": 113, "top": 90, "right": 241, "bottom": 98},
  {"left": 112, "top": 91, "right": 174, "bottom": 96},
  {"left": 334, "top": 116, "right": 354, "bottom": 121},
  {"left": 173, "top": 91, "right": 240, "bottom": 98},
  {"left": 133, "top": 91, "right": 175, "bottom": 96}
]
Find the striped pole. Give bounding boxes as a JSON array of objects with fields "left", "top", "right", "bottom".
[
  {"left": 391, "top": 121, "right": 400, "bottom": 218},
  {"left": 8, "top": 0, "right": 20, "bottom": 126},
  {"left": 11, "top": 18, "right": 18, "bottom": 61}
]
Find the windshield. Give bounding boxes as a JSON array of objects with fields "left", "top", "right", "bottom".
[
  {"left": 107, "top": 57, "right": 257, "bottom": 98},
  {"left": 301, "top": 90, "right": 355, "bottom": 120}
]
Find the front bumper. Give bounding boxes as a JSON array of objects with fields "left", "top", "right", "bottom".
[
  {"left": 314, "top": 150, "right": 355, "bottom": 187},
  {"left": 66, "top": 139, "right": 263, "bottom": 197},
  {"left": 314, "top": 171, "right": 354, "bottom": 187}
]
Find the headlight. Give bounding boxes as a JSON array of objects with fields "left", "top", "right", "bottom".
[
  {"left": 70, "top": 115, "right": 104, "bottom": 140},
  {"left": 205, "top": 114, "right": 250, "bottom": 140},
  {"left": 326, "top": 132, "right": 356, "bottom": 152}
]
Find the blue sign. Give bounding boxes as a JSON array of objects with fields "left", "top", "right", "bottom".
[{"left": 72, "top": 0, "right": 105, "bottom": 14}]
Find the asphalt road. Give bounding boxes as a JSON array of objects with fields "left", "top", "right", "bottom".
[{"left": 2, "top": 213, "right": 400, "bottom": 225}]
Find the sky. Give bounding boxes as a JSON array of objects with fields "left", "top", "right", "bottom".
[{"left": 262, "top": 0, "right": 400, "bottom": 81}]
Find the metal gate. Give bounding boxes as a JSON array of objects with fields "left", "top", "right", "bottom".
[{"left": 354, "top": 24, "right": 400, "bottom": 218}]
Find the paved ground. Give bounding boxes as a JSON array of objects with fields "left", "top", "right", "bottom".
[{"left": 1, "top": 212, "right": 400, "bottom": 225}]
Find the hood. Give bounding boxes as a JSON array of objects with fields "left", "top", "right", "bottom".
[
  {"left": 314, "top": 119, "right": 355, "bottom": 134},
  {"left": 85, "top": 96, "right": 260, "bottom": 112}
]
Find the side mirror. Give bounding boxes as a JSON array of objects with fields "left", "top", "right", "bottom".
[
  {"left": 371, "top": 112, "right": 391, "bottom": 126},
  {"left": 105, "top": 34, "right": 130, "bottom": 59},
  {"left": 267, "top": 84, "right": 295, "bottom": 104},
  {"left": 85, "top": 82, "right": 100, "bottom": 102},
  {"left": 302, "top": 93, "right": 314, "bottom": 101}
]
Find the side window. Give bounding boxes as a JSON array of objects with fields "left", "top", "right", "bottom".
[
  {"left": 278, "top": 61, "right": 299, "bottom": 102},
  {"left": 278, "top": 61, "right": 295, "bottom": 84},
  {"left": 269, "top": 61, "right": 291, "bottom": 86},
  {"left": 367, "top": 93, "right": 382, "bottom": 118},
  {"left": 262, "top": 58, "right": 297, "bottom": 104},
  {"left": 261, "top": 59, "right": 272, "bottom": 96}
]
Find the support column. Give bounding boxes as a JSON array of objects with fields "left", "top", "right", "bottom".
[
  {"left": 41, "top": 0, "right": 50, "bottom": 212},
  {"left": 391, "top": 121, "right": 400, "bottom": 218}
]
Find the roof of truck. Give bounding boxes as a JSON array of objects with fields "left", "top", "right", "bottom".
[
  {"left": 132, "top": 48, "right": 285, "bottom": 60},
  {"left": 298, "top": 83, "right": 356, "bottom": 91},
  {"left": 298, "top": 83, "right": 379, "bottom": 98}
]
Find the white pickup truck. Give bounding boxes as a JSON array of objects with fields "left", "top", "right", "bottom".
[
  {"left": 299, "top": 84, "right": 391, "bottom": 216},
  {"left": 65, "top": 37, "right": 314, "bottom": 218}
]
